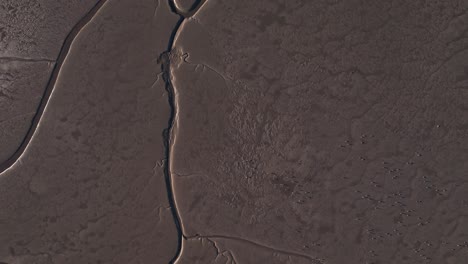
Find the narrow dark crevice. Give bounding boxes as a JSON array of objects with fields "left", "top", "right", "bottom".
[
  {"left": 0, "top": 0, "right": 108, "bottom": 174},
  {"left": 159, "top": 7, "right": 184, "bottom": 264},
  {"left": 159, "top": 49, "right": 184, "bottom": 264},
  {"left": 160, "top": 0, "right": 208, "bottom": 263}
]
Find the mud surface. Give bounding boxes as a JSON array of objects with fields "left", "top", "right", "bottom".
[
  {"left": 0, "top": 0, "right": 179, "bottom": 263},
  {"left": 1, "top": 0, "right": 468, "bottom": 263}
]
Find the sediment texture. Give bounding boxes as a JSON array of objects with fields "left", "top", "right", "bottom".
[
  {"left": 1, "top": 0, "right": 468, "bottom": 264},
  {"left": 170, "top": 0, "right": 468, "bottom": 263}
]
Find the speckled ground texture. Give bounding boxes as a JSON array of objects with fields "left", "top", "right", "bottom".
[{"left": 0, "top": 0, "right": 467, "bottom": 264}]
